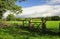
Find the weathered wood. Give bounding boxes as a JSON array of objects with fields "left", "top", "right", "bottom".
[
  {"left": 19, "top": 19, "right": 42, "bottom": 30},
  {"left": 42, "top": 18, "right": 46, "bottom": 32},
  {"left": 28, "top": 20, "right": 32, "bottom": 30},
  {"left": 59, "top": 23, "right": 60, "bottom": 32},
  {"left": 30, "top": 22, "right": 41, "bottom": 23}
]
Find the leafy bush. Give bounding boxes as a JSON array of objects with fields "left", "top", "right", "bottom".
[{"left": 6, "top": 14, "right": 16, "bottom": 21}]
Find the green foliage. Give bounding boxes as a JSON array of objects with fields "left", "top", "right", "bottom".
[
  {"left": 6, "top": 14, "right": 16, "bottom": 21},
  {"left": 0, "top": 0, "right": 25, "bottom": 19},
  {"left": 0, "top": 22, "right": 59, "bottom": 39},
  {"left": 5, "top": 21, "right": 60, "bottom": 30},
  {"left": 16, "top": 18, "right": 21, "bottom": 21},
  {"left": 51, "top": 16, "right": 60, "bottom": 21},
  {"left": 0, "top": 18, "right": 7, "bottom": 21},
  {"left": 46, "top": 16, "right": 60, "bottom": 21},
  {"left": 0, "top": 21, "right": 60, "bottom": 39}
]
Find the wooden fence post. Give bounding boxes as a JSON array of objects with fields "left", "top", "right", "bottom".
[
  {"left": 42, "top": 18, "right": 46, "bottom": 32},
  {"left": 28, "top": 19, "right": 32, "bottom": 30},
  {"left": 22, "top": 20, "right": 24, "bottom": 27},
  {"left": 59, "top": 23, "right": 60, "bottom": 32}
]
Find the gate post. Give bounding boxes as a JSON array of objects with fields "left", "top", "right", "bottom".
[
  {"left": 22, "top": 20, "right": 24, "bottom": 26},
  {"left": 42, "top": 18, "right": 46, "bottom": 33},
  {"left": 28, "top": 19, "right": 32, "bottom": 30},
  {"left": 59, "top": 23, "right": 60, "bottom": 32}
]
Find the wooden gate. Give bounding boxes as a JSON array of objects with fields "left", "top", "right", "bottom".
[{"left": 21, "top": 18, "right": 42, "bottom": 27}]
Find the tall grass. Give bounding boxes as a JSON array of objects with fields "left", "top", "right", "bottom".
[{"left": 0, "top": 21, "right": 60, "bottom": 39}]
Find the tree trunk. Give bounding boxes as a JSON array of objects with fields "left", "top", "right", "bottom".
[{"left": 0, "top": 11, "right": 3, "bottom": 19}]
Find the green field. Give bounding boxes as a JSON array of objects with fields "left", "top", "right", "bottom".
[
  {"left": 46, "top": 21, "right": 60, "bottom": 32},
  {"left": 5, "top": 21, "right": 60, "bottom": 32},
  {"left": 6, "top": 21, "right": 60, "bottom": 29},
  {"left": 0, "top": 21, "right": 60, "bottom": 39}
]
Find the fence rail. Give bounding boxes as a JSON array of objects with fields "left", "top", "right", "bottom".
[{"left": 19, "top": 20, "right": 42, "bottom": 27}]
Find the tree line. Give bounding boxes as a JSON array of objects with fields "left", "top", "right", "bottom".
[{"left": 0, "top": 14, "right": 60, "bottom": 21}]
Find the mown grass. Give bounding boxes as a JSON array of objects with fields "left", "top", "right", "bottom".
[
  {"left": 46, "top": 21, "right": 60, "bottom": 32},
  {"left": 46, "top": 21, "right": 60, "bottom": 28}
]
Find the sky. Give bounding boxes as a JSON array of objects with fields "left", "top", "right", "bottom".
[
  {"left": 16, "top": 0, "right": 50, "bottom": 8},
  {"left": 4, "top": 0, "right": 60, "bottom": 18}
]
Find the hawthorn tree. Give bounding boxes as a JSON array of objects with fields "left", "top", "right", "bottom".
[{"left": 0, "top": 0, "right": 25, "bottom": 19}]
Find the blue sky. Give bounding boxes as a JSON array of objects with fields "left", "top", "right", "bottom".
[
  {"left": 16, "top": 0, "right": 50, "bottom": 8},
  {"left": 16, "top": 0, "right": 60, "bottom": 8}
]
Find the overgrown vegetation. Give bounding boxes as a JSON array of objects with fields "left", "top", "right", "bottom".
[{"left": 0, "top": 20, "right": 60, "bottom": 39}]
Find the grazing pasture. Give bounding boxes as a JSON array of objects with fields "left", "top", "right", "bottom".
[
  {"left": 6, "top": 21, "right": 60, "bottom": 29},
  {"left": 0, "top": 20, "right": 60, "bottom": 39}
]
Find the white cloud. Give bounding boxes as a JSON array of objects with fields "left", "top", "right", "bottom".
[
  {"left": 3, "top": 10, "right": 15, "bottom": 18},
  {"left": 3, "top": 5, "right": 60, "bottom": 18},
  {"left": 47, "top": 0, "right": 60, "bottom": 4},
  {"left": 3, "top": 10, "right": 11, "bottom": 18},
  {"left": 16, "top": 5, "right": 60, "bottom": 18}
]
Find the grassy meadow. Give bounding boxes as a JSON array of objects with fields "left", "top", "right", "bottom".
[
  {"left": 0, "top": 20, "right": 60, "bottom": 39},
  {"left": 6, "top": 21, "right": 60, "bottom": 30}
]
